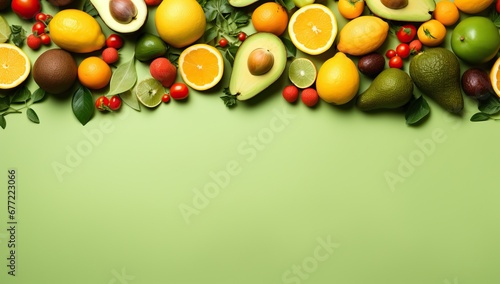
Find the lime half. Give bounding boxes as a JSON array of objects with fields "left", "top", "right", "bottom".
[
  {"left": 0, "top": 16, "right": 11, "bottom": 43},
  {"left": 135, "top": 78, "right": 164, "bottom": 108},
  {"left": 288, "top": 58, "right": 317, "bottom": 88}
]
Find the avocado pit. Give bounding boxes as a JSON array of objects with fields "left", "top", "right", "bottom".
[
  {"left": 247, "top": 48, "right": 274, "bottom": 76},
  {"left": 380, "top": 0, "right": 408, "bottom": 9},
  {"left": 110, "top": 0, "right": 138, "bottom": 24}
]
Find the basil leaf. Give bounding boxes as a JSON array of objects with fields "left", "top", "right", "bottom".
[
  {"left": 0, "top": 114, "right": 6, "bottom": 129},
  {"left": 9, "top": 25, "right": 25, "bottom": 47},
  {"left": 108, "top": 58, "right": 137, "bottom": 96},
  {"left": 119, "top": 90, "right": 141, "bottom": 111},
  {"left": 30, "top": 88, "right": 46, "bottom": 104},
  {"left": 276, "top": 0, "right": 295, "bottom": 10},
  {"left": 470, "top": 112, "right": 491, "bottom": 122},
  {"left": 26, "top": 108, "right": 39, "bottom": 124},
  {"left": 405, "top": 96, "right": 430, "bottom": 125},
  {"left": 478, "top": 95, "right": 500, "bottom": 115},
  {"left": 11, "top": 85, "right": 30, "bottom": 103},
  {"left": 72, "top": 85, "right": 94, "bottom": 126}
]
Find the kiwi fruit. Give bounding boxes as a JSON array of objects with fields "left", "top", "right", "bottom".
[{"left": 33, "top": 49, "right": 78, "bottom": 95}]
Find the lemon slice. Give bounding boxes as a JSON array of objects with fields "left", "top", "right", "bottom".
[
  {"left": 288, "top": 58, "right": 317, "bottom": 88},
  {"left": 135, "top": 78, "right": 164, "bottom": 108},
  {"left": 0, "top": 43, "right": 31, "bottom": 89},
  {"left": 0, "top": 16, "right": 11, "bottom": 43}
]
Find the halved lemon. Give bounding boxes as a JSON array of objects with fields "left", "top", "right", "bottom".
[
  {"left": 178, "top": 44, "right": 224, "bottom": 91},
  {"left": 288, "top": 4, "right": 338, "bottom": 56},
  {"left": 490, "top": 56, "right": 500, "bottom": 98},
  {"left": 0, "top": 43, "right": 31, "bottom": 89}
]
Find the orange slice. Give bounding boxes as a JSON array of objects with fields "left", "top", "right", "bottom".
[
  {"left": 490, "top": 57, "right": 500, "bottom": 98},
  {"left": 288, "top": 4, "right": 338, "bottom": 56},
  {"left": 178, "top": 44, "right": 224, "bottom": 91},
  {"left": 0, "top": 43, "right": 31, "bottom": 89}
]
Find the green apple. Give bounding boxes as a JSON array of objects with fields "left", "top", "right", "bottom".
[
  {"left": 293, "top": 0, "right": 315, "bottom": 8},
  {"left": 451, "top": 16, "right": 500, "bottom": 64}
]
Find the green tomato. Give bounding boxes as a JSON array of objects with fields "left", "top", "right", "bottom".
[
  {"left": 293, "top": 0, "right": 315, "bottom": 8},
  {"left": 451, "top": 16, "right": 500, "bottom": 64}
]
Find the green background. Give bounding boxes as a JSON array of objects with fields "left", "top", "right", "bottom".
[{"left": 1, "top": 0, "right": 500, "bottom": 283}]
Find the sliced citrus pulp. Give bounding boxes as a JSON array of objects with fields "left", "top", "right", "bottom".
[
  {"left": 288, "top": 4, "right": 338, "bottom": 55},
  {"left": 135, "top": 78, "right": 164, "bottom": 108},
  {"left": 0, "top": 16, "right": 11, "bottom": 43},
  {"left": 178, "top": 44, "right": 224, "bottom": 91},
  {"left": 0, "top": 43, "right": 31, "bottom": 89},
  {"left": 490, "top": 57, "right": 500, "bottom": 98},
  {"left": 288, "top": 58, "right": 317, "bottom": 89}
]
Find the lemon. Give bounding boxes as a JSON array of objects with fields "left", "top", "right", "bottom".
[
  {"left": 288, "top": 58, "right": 317, "bottom": 89},
  {"left": 337, "top": 16, "right": 389, "bottom": 56},
  {"left": 155, "top": 0, "right": 206, "bottom": 49},
  {"left": 316, "top": 52, "right": 359, "bottom": 105},
  {"left": 454, "top": 0, "right": 493, "bottom": 14},
  {"left": 135, "top": 78, "right": 165, "bottom": 108},
  {"left": 48, "top": 9, "right": 105, "bottom": 53}
]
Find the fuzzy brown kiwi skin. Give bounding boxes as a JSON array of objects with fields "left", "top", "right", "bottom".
[{"left": 33, "top": 49, "right": 78, "bottom": 96}]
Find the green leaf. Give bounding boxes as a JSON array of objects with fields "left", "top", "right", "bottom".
[
  {"left": 11, "top": 85, "right": 30, "bottom": 103},
  {"left": 203, "top": 1, "right": 219, "bottom": 22},
  {"left": 0, "top": 114, "right": 5, "bottom": 129},
  {"left": 72, "top": 85, "right": 94, "bottom": 126},
  {"left": 405, "top": 96, "right": 430, "bottom": 125},
  {"left": 221, "top": 88, "right": 237, "bottom": 107},
  {"left": 108, "top": 58, "right": 137, "bottom": 96},
  {"left": 9, "top": 25, "right": 25, "bottom": 47},
  {"left": 470, "top": 112, "right": 491, "bottom": 122},
  {"left": 281, "top": 37, "right": 297, "bottom": 58},
  {"left": 83, "top": 0, "right": 99, "bottom": 17},
  {"left": 478, "top": 95, "right": 500, "bottom": 115},
  {"left": 0, "top": 96, "right": 10, "bottom": 112},
  {"left": 26, "top": 108, "right": 40, "bottom": 124},
  {"left": 276, "top": 0, "right": 295, "bottom": 10},
  {"left": 119, "top": 90, "right": 141, "bottom": 111},
  {"left": 203, "top": 26, "right": 219, "bottom": 43},
  {"left": 30, "top": 88, "right": 46, "bottom": 104}
]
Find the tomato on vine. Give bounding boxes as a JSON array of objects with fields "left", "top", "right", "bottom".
[
  {"left": 108, "top": 95, "right": 122, "bottom": 111},
  {"left": 40, "top": 33, "right": 50, "bottom": 45},
  {"left": 396, "top": 43, "right": 410, "bottom": 59},
  {"left": 95, "top": 96, "right": 109, "bottom": 111},
  {"left": 385, "top": 49, "right": 397, "bottom": 59},
  {"left": 396, "top": 24, "right": 417, "bottom": 43},
  {"left": 31, "top": 21, "right": 45, "bottom": 35},
  {"left": 389, "top": 55, "right": 403, "bottom": 69}
]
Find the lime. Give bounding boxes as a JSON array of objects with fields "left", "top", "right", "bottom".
[
  {"left": 0, "top": 16, "right": 11, "bottom": 43},
  {"left": 288, "top": 58, "right": 317, "bottom": 88},
  {"left": 135, "top": 78, "right": 164, "bottom": 108}
]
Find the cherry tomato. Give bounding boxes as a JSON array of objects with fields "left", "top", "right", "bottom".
[
  {"left": 389, "top": 55, "right": 403, "bottom": 69},
  {"left": 170, "top": 83, "right": 189, "bottom": 100},
  {"left": 106, "top": 34, "right": 124, "bottom": 49},
  {"left": 11, "top": 0, "right": 41, "bottom": 19},
  {"left": 32, "top": 21, "right": 45, "bottom": 35},
  {"left": 161, "top": 93, "right": 170, "bottom": 103},
  {"left": 26, "top": 34, "right": 41, "bottom": 50},
  {"left": 108, "top": 95, "right": 122, "bottom": 111},
  {"left": 35, "top": 12, "right": 48, "bottom": 23},
  {"left": 218, "top": 38, "right": 228, "bottom": 48},
  {"left": 396, "top": 43, "right": 410, "bottom": 59},
  {"left": 497, "top": 0, "right": 500, "bottom": 13},
  {"left": 95, "top": 96, "right": 109, "bottom": 111},
  {"left": 39, "top": 33, "right": 50, "bottom": 45},
  {"left": 409, "top": 39, "right": 422, "bottom": 55},
  {"left": 238, "top": 32, "right": 247, "bottom": 42},
  {"left": 396, "top": 24, "right": 417, "bottom": 43},
  {"left": 385, "top": 49, "right": 397, "bottom": 59}
]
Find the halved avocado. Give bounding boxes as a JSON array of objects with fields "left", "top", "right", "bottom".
[
  {"left": 90, "top": 0, "right": 148, "bottom": 33},
  {"left": 228, "top": 0, "right": 260, "bottom": 7},
  {"left": 229, "top": 32, "right": 287, "bottom": 101},
  {"left": 365, "top": 0, "right": 435, "bottom": 22}
]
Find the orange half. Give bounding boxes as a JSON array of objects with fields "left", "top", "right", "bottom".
[
  {"left": 288, "top": 4, "right": 338, "bottom": 55},
  {"left": 490, "top": 57, "right": 500, "bottom": 98},
  {"left": 178, "top": 44, "right": 224, "bottom": 91},
  {"left": 0, "top": 43, "right": 30, "bottom": 89}
]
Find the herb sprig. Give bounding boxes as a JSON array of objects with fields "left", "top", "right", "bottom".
[{"left": 0, "top": 86, "right": 45, "bottom": 129}]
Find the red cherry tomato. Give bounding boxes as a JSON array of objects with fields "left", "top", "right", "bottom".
[
  {"left": 396, "top": 24, "right": 417, "bottom": 43},
  {"left": 32, "top": 21, "right": 45, "bottom": 35},
  {"left": 409, "top": 39, "right": 423, "bottom": 55},
  {"left": 26, "top": 34, "right": 42, "bottom": 50},
  {"left": 238, "top": 32, "right": 247, "bottom": 41},
  {"left": 385, "top": 49, "right": 397, "bottom": 59},
  {"left": 170, "top": 83, "right": 189, "bottom": 100},
  {"left": 11, "top": 0, "right": 41, "bottom": 19},
  {"left": 389, "top": 55, "right": 403, "bottom": 69},
  {"left": 396, "top": 43, "right": 410, "bottom": 59},
  {"left": 162, "top": 94, "right": 170, "bottom": 103},
  {"left": 40, "top": 33, "right": 50, "bottom": 45},
  {"left": 108, "top": 95, "right": 122, "bottom": 111},
  {"left": 35, "top": 12, "right": 48, "bottom": 23},
  {"left": 218, "top": 38, "right": 228, "bottom": 48},
  {"left": 95, "top": 96, "right": 109, "bottom": 111},
  {"left": 106, "top": 34, "right": 124, "bottom": 49},
  {"left": 497, "top": 0, "right": 500, "bottom": 13}
]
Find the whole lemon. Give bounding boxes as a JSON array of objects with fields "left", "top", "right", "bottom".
[
  {"left": 316, "top": 52, "right": 359, "bottom": 105},
  {"left": 337, "top": 16, "right": 389, "bottom": 56},
  {"left": 155, "top": 0, "right": 206, "bottom": 49},
  {"left": 48, "top": 9, "right": 105, "bottom": 53},
  {"left": 454, "top": 0, "right": 493, "bottom": 14}
]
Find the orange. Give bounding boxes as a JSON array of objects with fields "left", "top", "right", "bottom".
[
  {"left": 490, "top": 57, "right": 500, "bottom": 98},
  {"left": 417, "top": 19, "right": 446, "bottom": 47},
  {"left": 288, "top": 4, "right": 338, "bottom": 55},
  {"left": 77, "top": 57, "right": 112, "bottom": 90},
  {"left": 433, "top": 0, "right": 460, "bottom": 26},
  {"left": 338, "top": 0, "right": 365, "bottom": 20},
  {"left": 251, "top": 2, "right": 288, "bottom": 36},
  {"left": 454, "top": 0, "right": 494, "bottom": 14},
  {"left": 178, "top": 44, "right": 224, "bottom": 91},
  {"left": 0, "top": 43, "right": 30, "bottom": 89}
]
